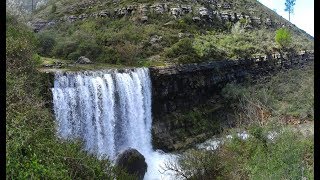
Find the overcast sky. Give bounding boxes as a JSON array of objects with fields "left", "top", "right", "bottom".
[{"left": 258, "top": 0, "right": 314, "bottom": 36}]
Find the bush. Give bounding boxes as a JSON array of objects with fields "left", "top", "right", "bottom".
[
  {"left": 167, "top": 127, "right": 313, "bottom": 180},
  {"left": 193, "top": 34, "right": 227, "bottom": 61},
  {"left": 32, "top": 53, "right": 42, "bottom": 65},
  {"left": 275, "top": 27, "right": 292, "bottom": 48},
  {"left": 239, "top": 18, "right": 247, "bottom": 26},
  {"left": 53, "top": 40, "right": 78, "bottom": 60},
  {"left": 36, "top": 32, "right": 56, "bottom": 56},
  {"left": 224, "top": 128, "right": 313, "bottom": 179},
  {"left": 164, "top": 38, "right": 200, "bottom": 63},
  {"left": 164, "top": 149, "right": 226, "bottom": 179},
  {"left": 114, "top": 41, "right": 142, "bottom": 65}
]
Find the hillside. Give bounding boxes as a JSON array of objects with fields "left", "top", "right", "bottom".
[{"left": 29, "top": 0, "right": 313, "bottom": 67}]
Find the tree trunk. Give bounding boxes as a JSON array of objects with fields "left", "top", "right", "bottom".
[{"left": 289, "top": 12, "right": 290, "bottom": 21}]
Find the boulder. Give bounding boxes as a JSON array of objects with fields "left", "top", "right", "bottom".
[
  {"left": 151, "top": 3, "right": 165, "bottom": 14},
  {"left": 76, "top": 56, "right": 92, "bottom": 64},
  {"left": 150, "top": 35, "right": 162, "bottom": 44},
  {"left": 140, "top": 16, "right": 148, "bottom": 23},
  {"left": 68, "top": 15, "right": 77, "bottom": 22},
  {"left": 170, "top": 7, "right": 182, "bottom": 18},
  {"left": 99, "top": 10, "right": 109, "bottom": 17},
  {"left": 140, "top": 4, "right": 149, "bottom": 15},
  {"left": 116, "top": 148, "right": 147, "bottom": 180},
  {"left": 181, "top": 5, "right": 192, "bottom": 14},
  {"left": 198, "top": 7, "right": 209, "bottom": 18}
]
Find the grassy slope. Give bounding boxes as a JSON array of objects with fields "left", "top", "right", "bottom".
[
  {"left": 32, "top": 0, "right": 313, "bottom": 67},
  {"left": 6, "top": 13, "right": 134, "bottom": 179}
]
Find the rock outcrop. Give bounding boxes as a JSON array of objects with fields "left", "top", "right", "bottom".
[
  {"left": 30, "top": 1, "right": 298, "bottom": 33},
  {"left": 75, "top": 56, "right": 92, "bottom": 64}
]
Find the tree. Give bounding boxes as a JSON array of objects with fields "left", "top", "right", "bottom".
[{"left": 284, "top": 0, "right": 296, "bottom": 22}]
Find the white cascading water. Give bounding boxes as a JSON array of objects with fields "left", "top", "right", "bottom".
[{"left": 52, "top": 68, "right": 177, "bottom": 180}]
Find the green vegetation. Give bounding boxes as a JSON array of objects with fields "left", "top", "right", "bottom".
[
  {"left": 166, "top": 64, "right": 314, "bottom": 179},
  {"left": 275, "top": 27, "right": 292, "bottom": 49},
  {"left": 30, "top": 0, "right": 313, "bottom": 68},
  {"left": 6, "top": 13, "right": 135, "bottom": 179},
  {"left": 164, "top": 38, "right": 200, "bottom": 63},
  {"left": 222, "top": 64, "right": 314, "bottom": 122},
  {"left": 168, "top": 127, "right": 313, "bottom": 179}
]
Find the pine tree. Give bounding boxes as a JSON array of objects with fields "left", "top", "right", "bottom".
[{"left": 284, "top": 0, "right": 296, "bottom": 22}]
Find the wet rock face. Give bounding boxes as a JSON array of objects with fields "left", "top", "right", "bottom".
[{"left": 116, "top": 148, "right": 147, "bottom": 180}]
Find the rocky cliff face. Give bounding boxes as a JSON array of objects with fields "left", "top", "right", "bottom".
[{"left": 150, "top": 51, "right": 313, "bottom": 151}]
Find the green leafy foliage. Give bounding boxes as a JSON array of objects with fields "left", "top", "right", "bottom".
[
  {"left": 193, "top": 32, "right": 263, "bottom": 60},
  {"left": 36, "top": 32, "right": 56, "bottom": 56},
  {"left": 164, "top": 38, "right": 200, "bottom": 63},
  {"left": 223, "top": 128, "right": 313, "bottom": 179},
  {"left": 275, "top": 28, "right": 292, "bottom": 48},
  {"left": 169, "top": 127, "right": 313, "bottom": 180}
]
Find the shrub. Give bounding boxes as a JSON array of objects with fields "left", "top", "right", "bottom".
[
  {"left": 36, "top": 32, "right": 56, "bottom": 56},
  {"left": 96, "top": 46, "right": 121, "bottom": 64},
  {"left": 51, "top": 4, "right": 57, "bottom": 13},
  {"left": 163, "top": 149, "right": 226, "bottom": 179},
  {"left": 167, "top": 127, "right": 313, "bottom": 180},
  {"left": 53, "top": 40, "right": 78, "bottom": 60},
  {"left": 164, "top": 38, "right": 200, "bottom": 63},
  {"left": 224, "top": 128, "right": 314, "bottom": 179},
  {"left": 114, "top": 41, "right": 142, "bottom": 65},
  {"left": 32, "top": 53, "right": 42, "bottom": 65},
  {"left": 275, "top": 27, "right": 292, "bottom": 48},
  {"left": 6, "top": 14, "right": 36, "bottom": 66},
  {"left": 193, "top": 34, "right": 227, "bottom": 61},
  {"left": 239, "top": 18, "right": 247, "bottom": 26}
]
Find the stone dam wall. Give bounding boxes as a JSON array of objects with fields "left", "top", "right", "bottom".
[{"left": 150, "top": 51, "right": 313, "bottom": 119}]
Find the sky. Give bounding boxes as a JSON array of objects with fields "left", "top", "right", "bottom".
[{"left": 258, "top": 0, "right": 314, "bottom": 36}]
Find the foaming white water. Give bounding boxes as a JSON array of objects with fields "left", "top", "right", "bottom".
[{"left": 52, "top": 68, "right": 177, "bottom": 179}]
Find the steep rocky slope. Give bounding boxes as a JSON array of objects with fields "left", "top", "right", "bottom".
[{"left": 30, "top": 0, "right": 313, "bottom": 66}]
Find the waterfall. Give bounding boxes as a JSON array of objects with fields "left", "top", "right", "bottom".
[{"left": 52, "top": 68, "right": 176, "bottom": 180}]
